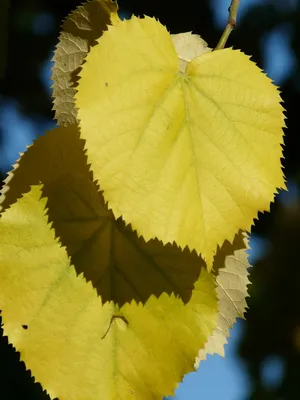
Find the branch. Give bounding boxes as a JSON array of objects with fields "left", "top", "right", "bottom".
[{"left": 215, "top": 0, "right": 240, "bottom": 50}]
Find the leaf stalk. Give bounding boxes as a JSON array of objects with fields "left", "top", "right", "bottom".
[{"left": 215, "top": 0, "right": 240, "bottom": 50}]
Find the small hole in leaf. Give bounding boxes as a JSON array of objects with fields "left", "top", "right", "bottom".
[
  {"left": 105, "top": 82, "right": 108, "bottom": 87},
  {"left": 22, "top": 325, "right": 28, "bottom": 330}
]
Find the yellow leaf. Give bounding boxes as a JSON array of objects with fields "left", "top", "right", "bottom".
[
  {"left": 0, "top": 125, "right": 220, "bottom": 398},
  {"left": 75, "top": 16, "right": 286, "bottom": 268},
  {"left": 0, "top": 185, "right": 217, "bottom": 400},
  {"left": 195, "top": 232, "right": 250, "bottom": 367},
  {"left": 51, "top": 0, "right": 119, "bottom": 125}
]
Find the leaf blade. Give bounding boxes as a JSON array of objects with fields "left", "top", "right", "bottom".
[
  {"left": 0, "top": 127, "right": 220, "bottom": 399},
  {"left": 76, "top": 16, "right": 285, "bottom": 267}
]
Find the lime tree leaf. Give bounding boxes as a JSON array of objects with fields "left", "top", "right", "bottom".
[
  {"left": 195, "top": 232, "right": 250, "bottom": 367},
  {"left": 0, "top": 185, "right": 218, "bottom": 400},
  {"left": 0, "top": 125, "right": 219, "bottom": 398},
  {"left": 75, "top": 16, "right": 286, "bottom": 268},
  {"left": 51, "top": 0, "right": 119, "bottom": 125},
  {"left": 0, "top": 125, "right": 91, "bottom": 213}
]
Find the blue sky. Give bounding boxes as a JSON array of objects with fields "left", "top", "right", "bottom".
[
  {"left": 166, "top": 321, "right": 250, "bottom": 400},
  {"left": 0, "top": 1, "right": 296, "bottom": 399}
]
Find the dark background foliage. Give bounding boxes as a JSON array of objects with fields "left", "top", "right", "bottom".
[{"left": 0, "top": 0, "right": 300, "bottom": 399}]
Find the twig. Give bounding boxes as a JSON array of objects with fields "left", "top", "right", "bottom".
[{"left": 215, "top": 0, "right": 240, "bottom": 50}]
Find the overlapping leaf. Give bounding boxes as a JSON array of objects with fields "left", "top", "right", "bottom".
[
  {"left": 51, "top": 0, "right": 119, "bottom": 125},
  {"left": 0, "top": 183, "right": 218, "bottom": 400},
  {"left": 0, "top": 5, "right": 269, "bottom": 398},
  {"left": 0, "top": 123, "right": 252, "bottom": 398},
  {"left": 76, "top": 16, "right": 285, "bottom": 268},
  {"left": 196, "top": 233, "right": 250, "bottom": 366},
  {"left": 0, "top": 124, "right": 214, "bottom": 306}
]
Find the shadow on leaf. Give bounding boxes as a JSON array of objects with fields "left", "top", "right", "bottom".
[
  {"left": 0, "top": 124, "right": 248, "bottom": 308},
  {"left": 44, "top": 172, "right": 204, "bottom": 306},
  {"left": 0, "top": 125, "right": 203, "bottom": 306}
]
